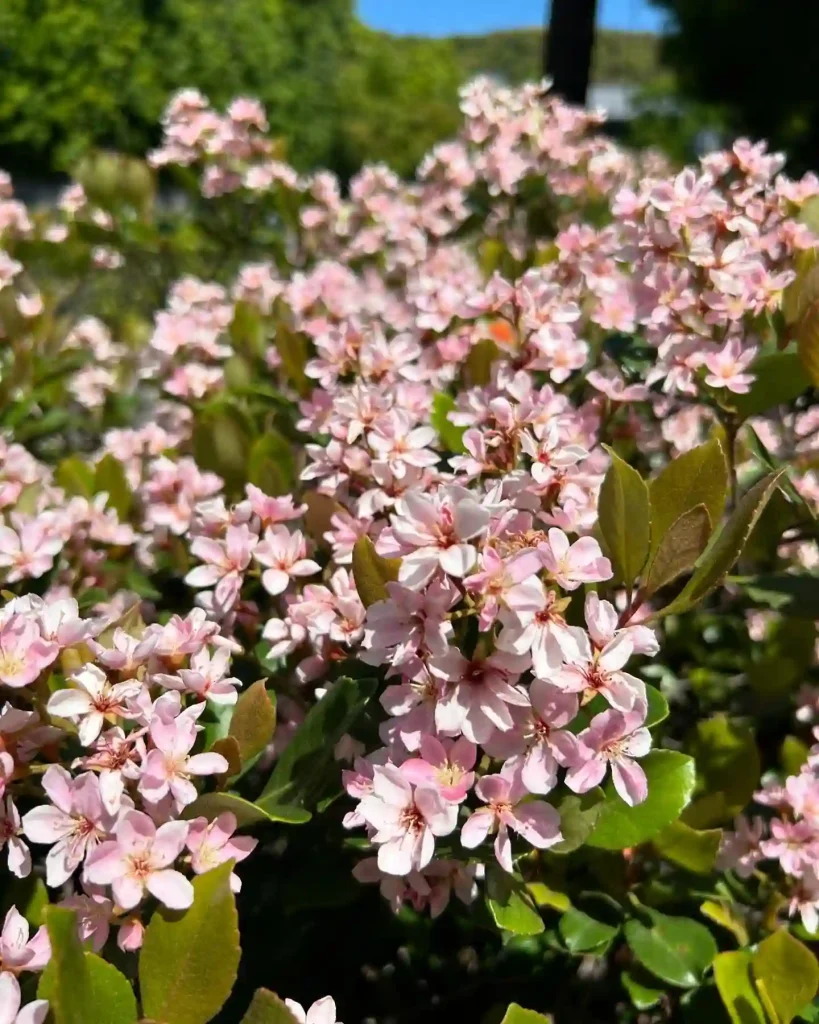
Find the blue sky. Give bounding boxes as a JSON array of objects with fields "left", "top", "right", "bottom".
[{"left": 358, "top": 0, "right": 666, "bottom": 36}]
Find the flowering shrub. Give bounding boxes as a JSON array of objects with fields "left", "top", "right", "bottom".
[{"left": 0, "top": 77, "right": 817, "bottom": 1023}]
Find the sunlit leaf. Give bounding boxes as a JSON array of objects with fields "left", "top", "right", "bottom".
[
  {"left": 352, "top": 536, "right": 401, "bottom": 608},
  {"left": 587, "top": 751, "right": 696, "bottom": 850},
  {"left": 139, "top": 862, "right": 240, "bottom": 1024},
  {"left": 598, "top": 446, "right": 650, "bottom": 588}
]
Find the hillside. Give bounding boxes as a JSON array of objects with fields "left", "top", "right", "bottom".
[{"left": 450, "top": 27, "right": 662, "bottom": 86}]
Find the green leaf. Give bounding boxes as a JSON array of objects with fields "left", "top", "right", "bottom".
[
  {"left": 229, "top": 680, "right": 276, "bottom": 765},
  {"left": 622, "top": 968, "right": 665, "bottom": 1010},
  {"left": 741, "top": 574, "right": 819, "bottom": 618},
  {"left": 124, "top": 568, "right": 162, "bottom": 600},
  {"left": 486, "top": 866, "right": 544, "bottom": 936},
  {"left": 643, "top": 504, "right": 712, "bottom": 596},
  {"left": 0, "top": 874, "right": 48, "bottom": 927},
  {"left": 598, "top": 446, "right": 650, "bottom": 587},
  {"left": 55, "top": 456, "right": 95, "bottom": 498},
  {"left": 714, "top": 950, "right": 766, "bottom": 1024},
  {"left": 653, "top": 819, "right": 721, "bottom": 874},
  {"left": 752, "top": 929, "right": 819, "bottom": 1024},
  {"left": 783, "top": 259, "right": 819, "bottom": 386},
  {"left": 139, "top": 862, "right": 240, "bottom": 1024},
  {"left": 38, "top": 907, "right": 137, "bottom": 1024},
  {"left": 782, "top": 736, "right": 811, "bottom": 776},
  {"left": 687, "top": 715, "right": 760, "bottom": 821},
  {"left": 273, "top": 322, "right": 310, "bottom": 397},
  {"left": 241, "top": 989, "right": 300, "bottom": 1024},
  {"left": 94, "top": 453, "right": 132, "bottom": 519},
  {"left": 548, "top": 789, "right": 605, "bottom": 854},
  {"left": 500, "top": 1004, "right": 551, "bottom": 1023},
  {"left": 700, "top": 901, "right": 749, "bottom": 947},
  {"left": 655, "top": 470, "right": 785, "bottom": 618},
  {"left": 559, "top": 908, "right": 618, "bottom": 953},
  {"left": 192, "top": 404, "right": 251, "bottom": 495},
  {"left": 648, "top": 439, "right": 727, "bottom": 563},
  {"left": 431, "top": 392, "right": 466, "bottom": 453},
  {"left": 645, "top": 684, "right": 670, "bottom": 729},
  {"left": 586, "top": 750, "right": 696, "bottom": 850},
  {"left": 248, "top": 430, "right": 296, "bottom": 496},
  {"left": 464, "top": 338, "right": 499, "bottom": 386},
  {"left": 261, "top": 676, "right": 377, "bottom": 806},
  {"left": 182, "top": 791, "right": 311, "bottom": 827},
  {"left": 352, "top": 536, "right": 401, "bottom": 608},
  {"left": 625, "top": 907, "right": 718, "bottom": 988},
  {"left": 731, "top": 352, "right": 812, "bottom": 420}
]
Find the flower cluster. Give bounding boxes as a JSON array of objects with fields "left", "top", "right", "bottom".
[{"left": 0, "top": 70, "right": 816, "bottom": 1023}]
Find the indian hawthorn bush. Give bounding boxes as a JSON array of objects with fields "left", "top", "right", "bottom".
[{"left": 0, "top": 78, "right": 817, "bottom": 1023}]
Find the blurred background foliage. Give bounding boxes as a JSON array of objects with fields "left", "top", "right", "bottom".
[
  {"left": 0, "top": 0, "right": 668, "bottom": 181},
  {"left": 0, "top": 0, "right": 817, "bottom": 186}
]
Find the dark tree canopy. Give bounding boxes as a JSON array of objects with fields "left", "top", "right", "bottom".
[{"left": 651, "top": 0, "right": 819, "bottom": 169}]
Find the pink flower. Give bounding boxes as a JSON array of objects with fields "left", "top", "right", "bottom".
[
  {"left": 789, "top": 869, "right": 819, "bottom": 934},
  {"left": 378, "top": 669, "right": 442, "bottom": 752},
  {"left": 496, "top": 590, "right": 577, "bottom": 677},
  {"left": 378, "top": 485, "right": 490, "bottom": 589},
  {"left": 0, "top": 517, "right": 62, "bottom": 582},
  {"left": 552, "top": 631, "right": 646, "bottom": 712},
  {"left": 358, "top": 764, "right": 458, "bottom": 876},
  {"left": 46, "top": 664, "right": 141, "bottom": 746},
  {"left": 139, "top": 714, "right": 228, "bottom": 810},
  {"left": 587, "top": 370, "right": 648, "bottom": 403},
  {"left": 185, "top": 524, "right": 258, "bottom": 610},
  {"left": 88, "top": 629, "right": 157, "bottom": 676},
  {"left": 74, "top": 727, "right": 144, "bottom": 815},
  {"left": 492, "top": 682, "right": 579, "bottom": 795},
  {"left": 21, "top": 768, "right": 117, "bottom": 886},
  {"left": 432, "top": 649, "right": 530, "bottom": 744},
  {"left": 537, "top": 529, "right": 612, "bottom": 591},
  {"left": 85, "top": 810, "right": 193, "bottom": 910},
  {"left": 565, "top": 709, "right": 651, "bottom": 806},
  {"left": 362, "top": 579, "right": 457, "bottom": 667},
  {"left": 368, "top": 409, "right": 438, "bottom": 479},
  {"left": 761, "top": 818, "right": 819, "bottom": 877},
  {"left": 253, "top": 526, "right": 320, "bottom": 596},
  {"left": 584, "top": 592, "right": 659, "bottom": 657},
  {"left": 520, "top": 422, "right": 588, "bottom": 486},
  {"left": 464, "top": 548, "right": 544, "bottom": 630},
  {"left": 0, "top": 799, "right": 30, "bottom": 879},
  {"left": 0, "top": 754, "right": 13, "bottom": 803},
  {"left": 401, "top": 736, "right": 477, "bottom": 803},
  {"left": 59, "top": 889, "right": 113, "bottom": 952},
  {"left": 151, "top": 608, "right": 223, "bottom": 658},
  {"left": 244, "top": 486, "right": 306, "bottom": 526},
  {"left": 461, "top": 771, "right": 562, "bottom": 872},
  {"left": 786, "top": 773, "right": 819, "bottom": 826},
  {"left": 702, "top": 337, "right": 757, "bottom": 394},
  {"left": 0, "top": 617, "right": 58, "bottom": 689},
  {"left": 284, "top": 997, "right": 342, "bottom": 1024},
  {"left": 156, "top": 647, "right": 242, "bottom": 706},
  {"left": 185, "top": 812, "right": 257, "bottom": 892},
  {"left": 0, "top": 906, "right": 50, "bottom": 972},
  {"left": 717, "top": 816, "right": 765, "bottom": 878},
  {"left": 0, "top": 972, "right": 49, "bottom": 1024}
]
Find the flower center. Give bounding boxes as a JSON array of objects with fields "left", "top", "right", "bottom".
[
  {"left": 399, "top": 803, "right": 426, "bottom": 835},
  {"left": 0, "top": 651, "right": 26, "bottom": 679},
  {"left": 127, "top": 852, "right": 154, "bottom": 879}
]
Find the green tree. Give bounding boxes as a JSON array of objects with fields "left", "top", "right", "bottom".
[
  {"left": 146, "top": 0, "right": 354, "bottom": 170},
  {"left": 0, "top": 0, "right": 155, "bottom": 169},
  {"left": 336, "top": 27, "right": 462, "bottom": 178}
]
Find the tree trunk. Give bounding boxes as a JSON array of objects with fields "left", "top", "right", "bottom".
[{"left": 543, "top": 0, "right": 598, "bottom": 106}]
